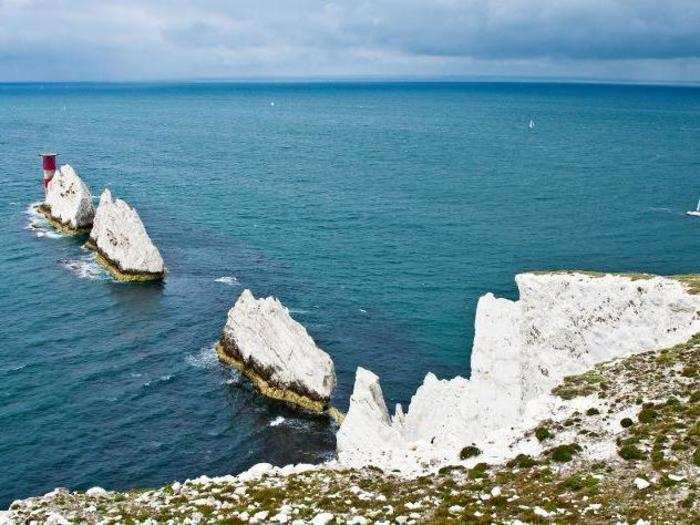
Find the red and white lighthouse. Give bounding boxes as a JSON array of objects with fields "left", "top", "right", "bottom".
[{"left": 41, "top": 153, "right": 58, "bottom": 189}]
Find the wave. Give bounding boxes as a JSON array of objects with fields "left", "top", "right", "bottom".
[
  {"left": 185, "top": 345, "right": 219, "bottom": 370},
  {"left": 214, "top": 276, "right": 239, "bottom": 286},
  {"left": 59, "top": 255, "right": 110, "bottom": 280},
  {"left": 144, "top": 375, "right": 172, "bottom": 387},
  {"left": 224, "top": 371, "right": 243, "bottom": 385},
  {"left": 646, "top": 206, "right": 676, "bottom": 215},
  {"left": 24, "top": 201, "right": 62, "bottom": 239},
  {"left": 3, "top": 363, "right": 28, "bottom": 374},
  {"left": 269, "top": 416, "right": 286, "bottom": 427}
]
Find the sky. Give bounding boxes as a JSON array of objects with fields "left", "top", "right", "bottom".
[{"left": 1, "top": 0, "right": 699, "bottom": 83}]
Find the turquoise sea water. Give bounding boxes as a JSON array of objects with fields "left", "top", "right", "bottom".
[{"left": 0, "top": 82, "right": 698, "bottom": 506}]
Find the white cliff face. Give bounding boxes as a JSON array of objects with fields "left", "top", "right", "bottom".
[
  {"left": 336, "top": 368, "right": 404, "bottom": 463},
  {"left": 89, "top": 189, "right": 165, "bottom": 276},
  {"left": 337, "top": 272, "right": 700, "bottom": 473},
  {"left": 43, "top": 165, "right": 94, "bottom": 229},
  {"left": 222, "top": 289, "right": 336, "bottom": 404}
]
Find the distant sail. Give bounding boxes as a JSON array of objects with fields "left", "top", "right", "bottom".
[{"left": 528, "top": 119, "right": 535, "bottom": 129}]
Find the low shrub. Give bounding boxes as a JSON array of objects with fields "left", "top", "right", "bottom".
[
  {"left": 506, "top": 454, "right": 537, "bottom": 469},
  {"left": 535, "top": 426, "right": 554, "bottom": 441},
  {"left": 459, "top": 446, "right": 481, "bottom": 460},
  {"left": 618, "top": 444, "right": 646, "bottom": 461},
  {"left": 548, "top": 443, "right": 582, "bottom": 463}
]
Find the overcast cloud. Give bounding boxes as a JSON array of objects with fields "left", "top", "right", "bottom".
[{"left": 1, "top": 0, "right": 699, "bottom": 82}]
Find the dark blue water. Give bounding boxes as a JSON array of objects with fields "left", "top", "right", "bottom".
[{"left": 1, "top": 82, "right": 698, "bottom": 506}]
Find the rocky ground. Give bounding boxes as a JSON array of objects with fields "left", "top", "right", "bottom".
[{"left": 4, "top": 334, "right": 698, "bottom": 524}]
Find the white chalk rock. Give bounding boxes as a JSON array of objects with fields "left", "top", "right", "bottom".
[
  {"left": 337, "top": 368, "right": 404, "bottom": 463},
  {"left": 45, "top": 512, "right": 70, "bottom": 525},
  {"left": 221, "top": 289, "right": 336, "bottom": 404},
  {"left": 311, "top": 513, "right": 335, "bottom": 525},
  {"left": 89, "top": 189, "right": 165, "bottom": 276},
  {"left": 43, "top": 164, "right": 94, "bottom": 229},
  {"left": 634, "top": 477, "right": 651, "bottom": 490},
  {"left": 86, "top": 486, "right": 108, "bottom": 498},
  {"left": 337, "top": 272, "right": 700, "bottom": 473}
]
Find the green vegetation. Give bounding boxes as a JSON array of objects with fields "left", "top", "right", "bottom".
[
  {"left": 547, "top": 443, "right": 582, "bottom": 463},
  {"left": 535, "top": 425, "right": 554, "bottom": 441},
  {"left": 618, "top": 444, "right": 646, "bottom": 461},
  {"left": 638, "top": 405, "right": 658, "bottom": 423},
  {"left": 553, "top": 370, "right": 606, "bottom": 400},
  {"left": 459, "top": 445, "right": 482, "bottom": 460},
  {"left": 561, "top": 473, "right": 600, "bottom": 494},
  {"left": 468, "top": 462, "right": 489, "bottom": 479},
  {"left": 506, "top": 454, "right": 537, "bottom": 469}
]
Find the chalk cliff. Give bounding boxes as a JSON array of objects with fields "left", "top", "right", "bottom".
[
  {"left": 5, "top": 272, "right": 699, "bottom": 523},
  {"left": 337, "top": 272, "right": 700, "bottom": 473},
  {"left": 85, "top": 189, "right": 165, "bottom": 281},
  {"left": 37, "top": 164, "right": 94, "bottom": 234},
  {"left": 216, "top": 289, "right": 337, "bottom": 413}
]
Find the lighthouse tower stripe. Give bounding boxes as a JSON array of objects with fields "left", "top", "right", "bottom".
[
  {"left": 42, "top": 155, "right": 56, "bottom": 171},
  {"left": 42, "top": 153, "right": 57, "bottom": 188}
]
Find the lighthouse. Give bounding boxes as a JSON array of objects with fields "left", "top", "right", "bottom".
[{"left": 41, "top": 153, "right": 57, "bottom": 189}]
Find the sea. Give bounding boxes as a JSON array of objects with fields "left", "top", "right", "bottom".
[{"left": 0, "top": 81, "right": 698, "bottom": 506}]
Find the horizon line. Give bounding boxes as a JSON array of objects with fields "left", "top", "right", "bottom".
[{"left": 1, "top": 75, "right": 699, "bottom": 88}]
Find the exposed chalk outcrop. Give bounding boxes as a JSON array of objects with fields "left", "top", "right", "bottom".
[
  {"left": 337, "top": 272, "right": 700, "bottom": 473},
  {"left": 216, "top": 289, "right": 336, "bottom": 413},
  {"left": 85, "top": 189, "right": 165, "bottom": 281},
  {"left": 37, "top": 165, "right": 94, "bottom": 234}
]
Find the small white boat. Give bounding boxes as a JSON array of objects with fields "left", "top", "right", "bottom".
[
  {"left": 528, "top": 119, "right": 535, "bottom": 129},
  {"left": 687, "top": 198, "right": 700, "bottom": 217}
]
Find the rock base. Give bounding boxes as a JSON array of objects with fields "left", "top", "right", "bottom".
[
  {"left": 215, "top": 341, "right": 343, "bottom": 422},
  {"left": 83, "top": 239, "right": 165, "bottom": 283},
  {"left": 36, "top": 204, "right": 92, "bottom": 236}
]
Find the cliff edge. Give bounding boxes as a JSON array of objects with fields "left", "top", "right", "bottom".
[{"left": 337, "top": 272, "right": 700, "bottom": 474}]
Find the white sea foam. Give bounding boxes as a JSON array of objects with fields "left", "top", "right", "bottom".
[
  {"left": 215, "top": 276, "right": 239, "bottom": 286},
  {"left": 185, "top": 345, "right": 219, "bottom": 370},
  {"left": 224, "top": 372, "right": 243, "bottom": 385},
  {"left": 144, "top": 375, "right": 172, "bottom": 388},
  {"left": 3, "top": 363, "right": 28, "bottom": 373},
  {"left": 59, "top": 255, "right": 110, "bottom": 280},
  {"left": 646, "top": 206, "right": 675, "bottom": 215},
  {"left": 269, "top": 416, "right": 286, "bottom": 427},
  {"left": 24, "top": 202, "right": 62, "bottom": 239}
]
